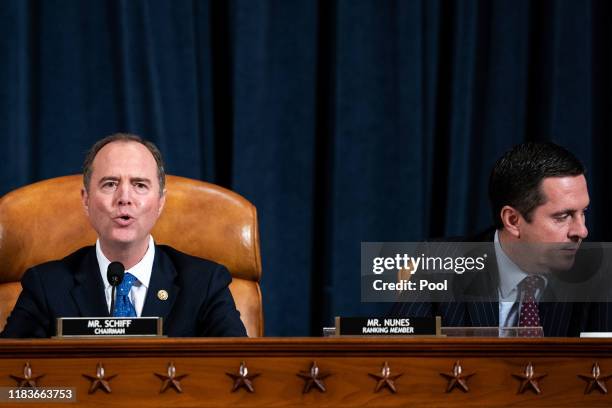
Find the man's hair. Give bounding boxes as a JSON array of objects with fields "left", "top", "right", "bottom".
[
  {"left": 488, "top": 141, "right": 585, "bottom": 229},
  {"left": 82, "top": 133, "right": 166, "bottom": 195}
]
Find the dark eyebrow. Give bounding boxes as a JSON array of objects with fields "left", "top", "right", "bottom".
[
  {"left": 131, "top": 177, "right": 152, "bottom": 184},
  {"left": 98, "top": 176, "right": 152, "bottom": 185},
  {"left": 551, "top": 209, "right": 576, "bottom": 217},
  {"left": 98, "top": 176, "right": 119, "bottom": 184}
]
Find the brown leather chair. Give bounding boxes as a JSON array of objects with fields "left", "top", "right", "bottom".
[{"left": 0, "top": 175, "right": 263, "bottom": 337}]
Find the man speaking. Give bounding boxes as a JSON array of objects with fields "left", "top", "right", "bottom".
[{"left": 1, "top": 133, "right": 247, "bottom": 337}]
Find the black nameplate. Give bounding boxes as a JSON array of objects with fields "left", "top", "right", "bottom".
[
  {"left": 56, "top": 317, "right": 163, "bottom": 337},
  {"left": 335, "top": 316, "right": 441, "bottom": 336}
]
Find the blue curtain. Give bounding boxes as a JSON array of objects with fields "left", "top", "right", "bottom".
[{"left": 1, "top": 0, "right": 610, "bottom": 335}]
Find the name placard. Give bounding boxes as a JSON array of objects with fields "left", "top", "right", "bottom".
[
  {"left": 56, "top": 317, "right": 163, "bottom": 338},
  {"left": 335, "top": 316, "right": 441, "bottom": 336}
]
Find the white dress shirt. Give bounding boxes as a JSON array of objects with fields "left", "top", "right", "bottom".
[
  {"left": 96, "top": 235, "right": 155, "bottom": 317},
  {"left": 494, "top": 230, "right": 546, "bottom": 327}
]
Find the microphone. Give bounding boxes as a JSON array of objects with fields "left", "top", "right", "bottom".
[{"left": 107, "top": 262, "right": 125, "bottom": 316}]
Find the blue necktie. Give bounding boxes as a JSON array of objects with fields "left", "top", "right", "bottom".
[{"left": 113, "top": 272, "right": 137, "bottom": 317}]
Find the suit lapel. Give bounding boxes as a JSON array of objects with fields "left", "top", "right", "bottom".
[
  {"left": 539, "top": 302, "right": 572, "bottom": 336},
  {"left": 70, "top": 248, "right": 110, "bottom": 317},
  {"left": 538, "top": 283, "right": 573, "bottom": 336},
  {"left": 467, "top": 302, "right": 499, "bottom": 327},
  {"left": 463, "top": 241, "right": 500, "bottom": 327},
  {"left": 141, "top": 247, "right": 180, "bottom": 319}
]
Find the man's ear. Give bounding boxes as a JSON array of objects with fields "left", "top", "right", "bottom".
[
  {"left": 157, "top": 189, "right": 167, "bottom": 216},
  {"left": 81, "top": 187, "right": 90, "bottom": 216},
  {"left": 500, "top": 205, "right": 522, "bottom": 238}
]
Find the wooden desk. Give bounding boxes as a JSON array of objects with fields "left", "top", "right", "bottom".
[{"left": 1, "top": 337, "right": 611, "bottom": 407}]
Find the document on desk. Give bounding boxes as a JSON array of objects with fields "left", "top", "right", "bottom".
[{"left": 580, "top": 332, "right": 612, "bottom": 338}]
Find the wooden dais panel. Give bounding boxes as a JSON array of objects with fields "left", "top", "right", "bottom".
[{"left": 0, "top": 337, "right": 611, "bottom": 407}]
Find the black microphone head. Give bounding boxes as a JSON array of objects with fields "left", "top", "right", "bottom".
[{"left": 107, "top": 262, "right": 125, "bottom": 287}]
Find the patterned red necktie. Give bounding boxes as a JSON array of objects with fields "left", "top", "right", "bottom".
[{"left": 518, "top": 275, "right": 543, "bottom": 327}]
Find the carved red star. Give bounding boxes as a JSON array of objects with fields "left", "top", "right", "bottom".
[
  {"left": 10, "top": 362, "right": 44, "bottom": 387},
  {"left": 297, "top": 361, "right": 331, "bottom": 393},
  {"left": 440, "top": 361, "right": 475, "bottom": 392},
  {"left": 512, "top": 362, "right": 547, "bottom": 394},
  {"left": 578, "top": 362, "right": 612, "bottom": 394},
  {"left": 226, "top": 361, "right": 260, "bottom": 393},
  {"left": 154, "top": 362, "right": 188, "bottom": 393},
  {"left": 368, "top": 361, "right": 403, "bottom": 393},
  {"left": 82, "top": 362, "right": 117, "bottom": 394}
]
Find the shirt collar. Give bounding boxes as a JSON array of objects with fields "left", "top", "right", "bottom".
[
  {"left": 96, "top": 235, "right": 155, "bottom": 290},
  {"left": 494, "top": 230, "right": 532, "bottom": 299}
]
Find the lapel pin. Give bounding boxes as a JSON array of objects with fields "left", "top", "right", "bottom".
[{"left": 157, "top": 290, "right": 169, "bottom": 301}]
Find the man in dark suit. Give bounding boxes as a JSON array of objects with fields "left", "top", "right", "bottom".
[
  {"left": 392, "top": 142, "right": 610, "bottom": 336},
  {"left": 1, "top": 133, "right": 247, "bottom": 338}
]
